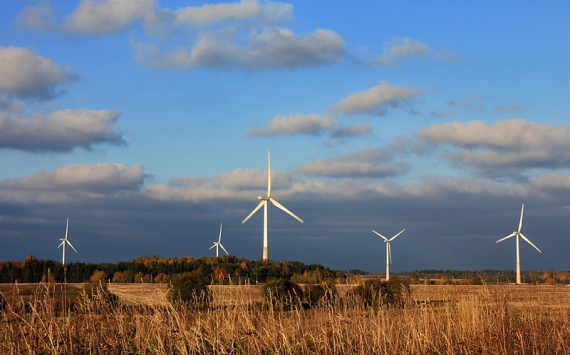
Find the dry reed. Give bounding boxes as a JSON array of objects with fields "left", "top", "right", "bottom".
[{"left": 1, "top": 283, "right": 569, "bottom": 354}]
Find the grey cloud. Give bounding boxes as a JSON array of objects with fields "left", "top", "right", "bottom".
[
  {"left": 296, "top": 160, "right": 410, "bottom": 178},
  {"left": 416, "top": 119, "right": 570, "bottom": 180},
  {"left": 1, "top": 161, "right": 568, "bottom": 271},
  {"left": 0, "top": 46, "right": 76, "bottom": 100},
  {"left": 295, "top": 146, "right": 410, "bottom": 179},
  {"left": 247, "top": 113, "right": 371, "bottom": 139},
  {"left": 494, "top": 103, "right": 522, "bottom": 113},
  {"left": 247, "top": 114, "right": 337, "bottom": 136},
  {"left": 333, "top": 81, "right": 422, "bottom": 117},
  {"left": 330, "top": 123, "right": 372, "bottom": 138},
  {"left": 0, "top": 109, "right": 126, "bottom": 152}
]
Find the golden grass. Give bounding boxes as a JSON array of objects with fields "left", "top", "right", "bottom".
[{"left": 1, "top": 283, "right": 569, "bottom": 354}]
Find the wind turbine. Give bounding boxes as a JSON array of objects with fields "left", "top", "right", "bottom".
[
  {"left": 242, "top": 150, "right": 303, "bottom": 260},
  {"left": 371, "top": 229, "right": 405, "bottom": 281},
  {"left": 57, "top": 218, "right": 77, "bottom": 266},
  {"left": 209, "top": 223, "right": 228, "bottom": 257},
  {"left": 496, "top": 204, "right": 541, "bottom": 285}
]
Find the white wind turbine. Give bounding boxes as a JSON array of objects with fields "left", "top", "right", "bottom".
[
  {"left": 496, "top": 204, "right": 541, "bottom": 285},
  {"left": 372, "top": 229, "right": 405, "bottom": 281},
  {"left": 242, "top": 150, "right": 304, "bottom": 260},
  {"left": 209, "top": 223, "right": 228, "bottom": 257},
  {"left": 57, "top": 218, "right": 77, "bottom": 267}
]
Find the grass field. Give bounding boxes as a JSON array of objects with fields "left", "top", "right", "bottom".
[{"left": 1, "top": 282, "right": 569, "bottom": 354}]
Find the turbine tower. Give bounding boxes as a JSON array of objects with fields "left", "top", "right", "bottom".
[
  {"left": 242, "top": 150, "right": 303, "bottom": 260},
  {"left": 57, "top": 218, "right": 77, "bottom": 266},
  {"left": 372, "top": 229, "right": 405, "bottom": 281},
  {"left": 496, "top": 204, "right": 541, "bottom": 284},
  {"left": 209, "top": 223, "right": 228, "bottom": 257}
]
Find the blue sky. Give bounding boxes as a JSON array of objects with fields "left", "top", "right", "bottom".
[{"left": 1, "top": 0, "right": 569, "bottom": 273}]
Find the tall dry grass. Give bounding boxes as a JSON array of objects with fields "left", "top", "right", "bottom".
[{"left": 1, "top": 283, "right": 569, "bottom": 354}]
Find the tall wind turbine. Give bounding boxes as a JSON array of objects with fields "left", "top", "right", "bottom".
[
  {"left": 496, "top": 204, "right": 541, "bottom": 284},
  {"left": 242, "top": 150, "right": 304, "bottom": 260},
  {"left": 372, "top": 229, "right": 405, "bottom": 281},
  {"left": 57, "top": 218, "right": 77, "bottom": 266},
  {"left": 209, "top": 223, "right": 228, "bottom": 257}
]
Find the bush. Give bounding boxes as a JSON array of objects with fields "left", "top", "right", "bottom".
[
  {"left": 305, "top": 281, "right": 338, "bottom": 307},
  {"left": 352, "top": 277, "right": 409, "bottom": 308},
  {"left": 167, "top": 272, "right": 211, "bottom": 309},
  {"left": 263, "top": 279, "right": 303, "bottom": 310}
]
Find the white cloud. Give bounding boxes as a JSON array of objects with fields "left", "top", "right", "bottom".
[
  {"left": 333, "top": 81, "right": 421, "bottom": 117},
  {"left": 15, "top": 1, "right": 55, "bottom": 31},
  {"left": 0, "top": 46, "right": 75, "bottom": 99},
  {"left": 143, "top": 27, "right": 345, "bottom": 69},
  {"left": 18, "top": 0, "right": 345, "bottom": 70},
  {"left": 0, "top": 163, "right": 144, "bottom": 192},
  {"left": 417, "top": 119, "right": 570, "bottom": 150},
  {"left": 371, "top": 37, "right": 431, "bottom": 66},
  {"left": 174, "top": 0, "right": 293, "bottom": 26},
  {"left": 0, "top": 109, "right": 126, "bottom": 152},
  {"left": 63, "top": 0, "right": 159, "bottom": 34},
  {"left": 371, "top": 37, "right": 460, "bottom": 66},
  {"left": 144, "top": 167, "right": 298, "bottom": 202}
]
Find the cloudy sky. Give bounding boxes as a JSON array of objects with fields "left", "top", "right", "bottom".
[{"left": 1, "top": 0, "right": 569, "bottom": 273}]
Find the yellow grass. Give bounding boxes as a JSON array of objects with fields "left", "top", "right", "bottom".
[{"left": 1, "top": 283, "right": 569, "bottom": 354}]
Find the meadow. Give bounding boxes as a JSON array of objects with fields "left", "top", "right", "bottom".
[{"left": 1, "top": 282, "right": 569, "bottom": 354}]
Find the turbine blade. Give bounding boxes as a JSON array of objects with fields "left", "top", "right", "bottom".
[
  {"left": 57, "top": 241, "right": 65, "bottom": 249},
  {"left": 242, "top": 201, "right": 265, "bottom": 224},
  {"left": 520, "top": 233, "right": 542, "bottom": 253},
  {"left": 209, "top": 244, "right": 216, "bottom": 250},
  {"left": 218, "top": 223, "right": 223, "bottom": 242},
  {"left": 389, "top": 229, "right": 406, "bottom": 241},
  {"left": 267, "top": 150, "right": 271, "bottom": 197},
  {"left": 496, "top": 232, "right": 516, "bottom": 243},
  {"left": 372, "top": 230, "right": 389, "bottom": 241},
  {"left": 67, "top": 240, "right": 78, "bottom": 253},
  {"left": 518, "top": 204, "right": 524, "bottom": 233},
  {"left": 220, "top": 243, "right": 229, "bottom": 255},
  {"left": 65, "top": 218, "right": 69, "bottom": 240},
  {"left": 269, "top": 198, "right": 304, "bottom": 223}
]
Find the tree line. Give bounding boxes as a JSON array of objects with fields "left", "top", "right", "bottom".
[{"left": 0, "top": 255, "right": 345, "bottom": 284}]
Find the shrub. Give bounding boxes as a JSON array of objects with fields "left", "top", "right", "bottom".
[
  {"left": 305, "top": 281, "right": 338, "bottom": 307},
  {"left": 263, "top": 279, "right": 303, "bottom": 310},
  {"left": 167, "top": 272, "right": 211, "bottom": 309},
  {"left": 352, "top": 277, "right": 409, "bottom": 308}
]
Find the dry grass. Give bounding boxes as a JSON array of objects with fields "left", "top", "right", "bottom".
[{"left": 1, "top": 283, "right": 569, "bottom": 354}]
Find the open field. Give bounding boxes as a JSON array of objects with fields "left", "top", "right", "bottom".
[
  {"left": 1, "top": 283, "right": 569, "bottom": 354},
  {"left": 3, "top": 282, "right": 569, "bottom": 307}
]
